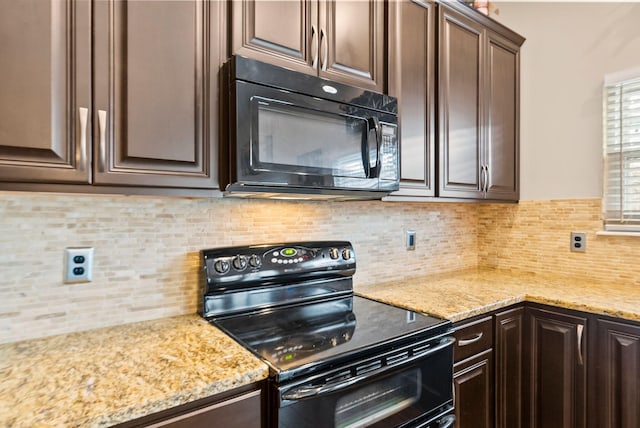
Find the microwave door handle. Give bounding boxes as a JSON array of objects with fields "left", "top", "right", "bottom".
[
  {"left": 366, "top": 117, "right": 382, "bottom": 178},
  {"left": 361, "top": 119, "right": 372, "bottom": 178}
]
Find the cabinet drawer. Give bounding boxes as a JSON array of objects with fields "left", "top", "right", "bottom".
[{"left": 454, "top": 316, "right": 493, "bottom": 363}]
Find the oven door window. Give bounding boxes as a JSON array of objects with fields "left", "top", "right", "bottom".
[
  {"left": 251, "top": 97, "right": 373, "bottom": 180},
  {"left": 335, "top": 368, "right": 421, "bottom": 428}
]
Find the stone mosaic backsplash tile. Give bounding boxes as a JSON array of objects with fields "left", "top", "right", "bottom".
[
  {"left": 3, "top": 194, "right": 636, "bottom": 344},
  {"left": 478, "top": 199, "right": 640, "bottom": 284},
  {"left": 0, "top": 193, "right": 478, "bottom": 344}
]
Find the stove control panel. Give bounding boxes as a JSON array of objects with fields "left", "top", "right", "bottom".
[{"left": 201, "top": 241, "right": 356, "bottom": 290}]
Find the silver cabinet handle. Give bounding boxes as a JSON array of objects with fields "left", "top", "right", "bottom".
[
  {"left": 78, "top": 107, "right": 88, "bottom": 172},
  {"left": 577, "top": 324, "right": 584, "bottom": 365},
  {"left": 311, "top": 24, "right": 318, "bottom": 69},
  {"left": 484, "top": 164, "right": 489, "bottom": 192},
  {"left": 480, "top": 165, "right": 486, "bottom": 193},
  {"left": 320, "top": 27, "right": 328, "bottom": 71},
  {"left": 458, "top": 332, "right": 483, "bottom": 347},
  {"left": 98, "top": 110, "right": 107, "bottom": 172}
]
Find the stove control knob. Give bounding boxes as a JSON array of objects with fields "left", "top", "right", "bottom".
[
  {"left": 248, "top": 255, "right": 262, "bottom": 268},
  {"left": 232, "top": 255, "right": 248, "bottom": 271},
  {"left": 329, "top": 248, "right": 339, "bottom": 259},
  {"left": 342, "top": 249, "right": 351, "bottom": 260},
  {"left": 213, "top": 259, "right": 230, "bottom": 274}
]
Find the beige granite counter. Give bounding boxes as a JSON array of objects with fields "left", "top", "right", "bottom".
[
  {"left": 356, "top": 268, "right": 640, "bottom": 323},
  {"left": 3, "top": 269, "right": 638, "bottom": 427},
  {"left": 0, "top": 315, "right": 269, "bottom": 428}
]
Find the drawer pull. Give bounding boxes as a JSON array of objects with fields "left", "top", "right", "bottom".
[{"left": 458, "top": 332, "right": 483, "bottom": 347}]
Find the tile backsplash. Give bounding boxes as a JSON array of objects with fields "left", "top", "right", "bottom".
[
  {"left": 0, "top": 192, "right": 478, "bottom": 344},
  {"left": 3, "top": 194, "right": 638, "bottom": 344},
  {"left": 478, "top": 199, "right": 640, "bottom": 284}
]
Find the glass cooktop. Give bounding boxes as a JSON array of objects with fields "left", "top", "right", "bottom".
[{"left": 212, "top": 295, "right": 450, "bottom": 381}]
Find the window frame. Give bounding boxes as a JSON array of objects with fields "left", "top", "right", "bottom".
[{"left": 602, "top": 66, "right": 640, "bottom": 234}]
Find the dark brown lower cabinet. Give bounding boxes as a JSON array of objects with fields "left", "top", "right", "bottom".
[
  {"left": 454, "top": 349, "right": 494, "bottom": 428},
  {"left": 525, "top": 306, "right": 587, "bottom": 428},
  {"left": 456, "top": 303, "right": 640, "bottom": 428},
  {"left": 494, "top": 307, "right": 524, "bottom": 428},
  {"left": 453, "top": 316, "right": 494, "bottom": 428},
  {"left": 114, "top": 384, "right": 263, "bottom": 428},
  {"left": 595, "top": 319, "right": 640, "bottom": 428}
]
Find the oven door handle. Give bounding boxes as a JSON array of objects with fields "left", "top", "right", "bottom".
[{"left": 281, "top": 336, "right": 456, "bottom": 401}]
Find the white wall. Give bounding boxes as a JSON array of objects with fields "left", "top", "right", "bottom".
[{"left": 493, "top": 2, "right": 640, "bottom": 200}]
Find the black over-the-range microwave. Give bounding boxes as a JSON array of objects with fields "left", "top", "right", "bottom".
[{"left": 219, "top": 55, "right": 399, "bottom": 200}]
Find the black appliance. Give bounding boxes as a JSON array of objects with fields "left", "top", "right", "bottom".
[
  {"left": 220, "top": 56, "right": 400, "bottom": 200},
  {"left": 201, "top": 241, "right": 455, "bottom": 428}
]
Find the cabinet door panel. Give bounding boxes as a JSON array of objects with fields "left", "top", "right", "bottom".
[
  {"left": 387, "top": 0, "right": 435, "bottom": 197},
  {"left": 149, "top": 390, "right": 262, "bottom": 428},
  {"left": 454, "top": 350, "right": 494, "bottom": 428},
  {"left": 438, "top": 8, "right": 483, "bottom": 198},
  {"left": 495, "top": 307, "right": 523, "bottom": 428},
  {"left": 319, "top": 0, "right": 384, "bottom": 92},
  {"left": 486, "top": 31, "right": 519, "bottom": 200},
  {"left": 231, "top": 0, "right": 316, "bottom": 75},
  {"left": 527, "top": 308, "right": 587, "bottom": 428},
  {"left": 0, "top": 0, "right": 91, "bottom": 184},
  {"left": 596, "top": 319, "right": 640, "bottom": 428},
  {"left": 93, "top": 0, "right": 218, "bottom": 188}
]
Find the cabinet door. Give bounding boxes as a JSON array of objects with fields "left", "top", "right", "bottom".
[
  {"left": 230, "top": 0, "right": 317, "bottom": 76},
  {"left": 387, "top": 0, "right": 435, "bottom": 197},
  {"left": 526, "top": 307, "right": 587, "bottom": 428},
  {"left": 318, "top": 0, "right": 385, "bottom": 92},
  {"left": 147, "top": 390, "right": 262, "bottom": 428},
  {"left": 595, "top": 319, "right": 640, "bottom": 428},
  {"left": 437, "top": 5, "right": 484, "bottom": 199},
  {"left": 93, "top": 0, "right": 220, "bottom": 189},
  {"left": 453, "top": 349, "right": 494, "bottom": 428},
  {"left": 495, "top": 307, "right": 524, "bottom": 428},
  {"left": 485, "top": 31, "right": 519, "bottom": 200},
  {"left": 0, "top": 0, "right": 91, "bottom": 184}
]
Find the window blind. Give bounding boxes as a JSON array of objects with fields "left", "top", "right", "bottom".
[{"left": 603, "top": 75, "right": 640, "bottom": 231}]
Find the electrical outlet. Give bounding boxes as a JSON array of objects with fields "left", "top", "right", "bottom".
[
  {"left": 64, "top": 247, "right": 93, "bottom": 283},
  {"left": 406, "top": 230, "right": 416, "bottom": 250},
  {"left": 570, "top": 232, "right": 586, "bottom": 253}
]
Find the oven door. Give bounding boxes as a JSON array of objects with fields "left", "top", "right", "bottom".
[
  {"left": 274, "top": 336, "right": 455, "bottom": 428},
  {"left": 231, "top": 80, "right": 399, "bottom": 192}
]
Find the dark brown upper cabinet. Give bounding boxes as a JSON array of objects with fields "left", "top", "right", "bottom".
[
  {"left": 230, "top": 0, "right": 385, "bottom": 93},
  {"left": 387, "top": 0, "right": 436, "bottom": 198},
  {"left": 438, "top": 2, "right": 523, "bottom": 201},
  {"left": 0, "top": 0, "right": 223, "bottom": 193},
  {"left": 0, "top": 0, "right": 91, "bottom": 184},
  {"left": 93, "top": 0, "right": 222, "bottom": 189}
]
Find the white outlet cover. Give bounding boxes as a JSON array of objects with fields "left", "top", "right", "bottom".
[{"left": 64, "top": 247, "right": 94, "bottom": 283}]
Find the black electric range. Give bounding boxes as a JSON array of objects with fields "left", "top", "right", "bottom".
[{"left": 201, "top": 242, "right": 455, "bottom": 428}]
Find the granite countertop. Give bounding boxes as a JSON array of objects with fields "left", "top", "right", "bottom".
[
  {"left": 3, "top": 269, "right": 639, "bottom": 427},
  {"left": 356, "top": 268, "right": 640, "bottom": 323},
  {"left": 0, "top": 315, "right": 269, "bottom": 428}
]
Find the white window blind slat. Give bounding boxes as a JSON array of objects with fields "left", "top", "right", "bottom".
[{"left": 603, "top": 73, "right": 640, "bottom": 231}]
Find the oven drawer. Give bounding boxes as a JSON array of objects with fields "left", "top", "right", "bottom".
[{"left": 453, "top": 316, "right": 493, "bottom": 363}]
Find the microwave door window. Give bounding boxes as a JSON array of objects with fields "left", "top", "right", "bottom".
[{"left": 252, "top": 99, "right": 374, "bottom": 188}]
